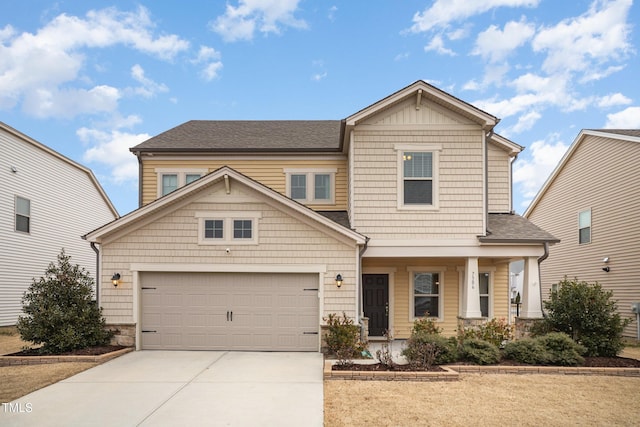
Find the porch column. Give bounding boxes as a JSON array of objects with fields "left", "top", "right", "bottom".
[
  {"left": 520, "top": 256, "right": 543, "bottom": 318},
  {"left": 461, "top": 257, "right": 482, "bottom": 318}
]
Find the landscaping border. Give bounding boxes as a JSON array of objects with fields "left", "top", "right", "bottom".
[
  {"left": 323, "top": 360, "right": 640, "bottom": 381},
  {"left": 0, "top": 347, "right": 133, "bottom": 366}
]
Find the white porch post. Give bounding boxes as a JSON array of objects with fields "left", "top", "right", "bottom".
[
  {"left": 520, "top": 256, "right": 543, "bottom": 318},
  {"left": 461, "top": 257, "right": 482, "bottom": 318}
]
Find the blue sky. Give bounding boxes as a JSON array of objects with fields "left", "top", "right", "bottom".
[{"left": 2, "top": 0, "right": 638, "bottom": 216}]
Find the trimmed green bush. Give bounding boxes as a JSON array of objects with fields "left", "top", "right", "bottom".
[
  {"left": 17, "top": 250, "right": 113, "bottom": 354},
  {"left": 323, "top": 312, "right": 367, "bottom": 366},
  {"left": 459, "top": 338, "right": 501, "bottom": 365},
  {"left": 503, "top": 338, "right": 549, "bottom": 365},
  {"left": 401, "top": 332, "right": 458, "bottom": 369},
  {"left": 537, "top": 332, "right": 586, "bottom": 366},
  {"left": 538, "top": 277, "right": 630, "bottom": 356}
]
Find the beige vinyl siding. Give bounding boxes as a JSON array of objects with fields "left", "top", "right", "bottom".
[
  {"left": 487, "top": 141, "right": 511, "bottom": 213},
  {"left": 99, "top": 181, "right": 357, "bottom": 325},
  {"left": 141, "top": 158, "right": 348, "bottom": 211},
  {"left": 527, "top": 135, "right": 640, "bottom": 337},
  {"left": 352, "top": 129, "right": 485, "bottom": 239},
  {"left": 363, "top": 258, "right": 510, "bottom": 339},
  {"left": 0, "top": 128, "right": 117, "bottom": 326}
]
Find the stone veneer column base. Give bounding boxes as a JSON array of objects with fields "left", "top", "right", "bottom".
[
  {"left": 515, "top": 317, "right": 542, "bottom": 339},
  {"left": 457, "top": 317, "right": 486, "bottom": 331},
  {"left": 107, "top": 324, "right": 136, "bottom": 347}
]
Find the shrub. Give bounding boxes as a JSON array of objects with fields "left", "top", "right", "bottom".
[
  {"left": 537, "top": 332, "right": 586, "bottom": 366},
  {"left": 323, "top": 312, "right": 367, "bottom": 366},
  {"left": 539, "top": 277, "right": 630, "bottom": 356},
  {"left": 458, "top": 318, "right": 514, "bottom": 348},
  {"left": 503, "top": 338, "right": 549, "bottom": 365},
  {"left": 411, "top": 315, "right": 443, "bottom": 335},
  {"left": 459, "top": 338, "right": 501, "bottom": 365},
  {"left": 17, "top": 250, "right": 113, "bottom": 354},
  {"left": 375, "top": 330, "right": 395, "bottom": 369},
  {"left": 402, "top": 332, "right": 457, "bottom": 369}
]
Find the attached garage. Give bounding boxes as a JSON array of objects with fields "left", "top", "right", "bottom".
[{"left": 140, "top": 272, "right": 320, "bottom": 351}]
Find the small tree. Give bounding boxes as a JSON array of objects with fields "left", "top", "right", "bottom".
[
  {"left": 538, "top": 277, "right": 630, "bottom": 357},
  {"left": 17, "top": 250, "right": 113, "bottom": 354},
  {"left": 323, "top": 312, "right": 367, "bottom": 366}
]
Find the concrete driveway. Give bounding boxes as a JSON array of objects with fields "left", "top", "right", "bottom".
[{"left": 0, "top": 351, "right": 323, "bottom": 426}]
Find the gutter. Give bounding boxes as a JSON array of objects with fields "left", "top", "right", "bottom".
[
  {"left": 357, "top": 237, "right": 370, "bottom": 341},
  {"left": 537, "top": 241, "right": 550, "bottom": 317},
  {"left": 89, "top": 241, "right": 100, "bottom": 306},
  {"left": 134, "top": 151, "right": 143, "bottom": 208}
]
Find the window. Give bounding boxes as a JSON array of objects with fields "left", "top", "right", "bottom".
[
  {"left": 284, "top": 169, "right": 336, "bottom": 204},
  {"left": 479, "top": 273, "right": 490, "bottom": 318},
  {"left": 196, "top": 211, "right": 261, "bottom": 245},
  {"left": 395, "top": 145, "right": 440, "bottom": 209},
  {"left": 579, "top": 209, "right": 591, "bottom": 244},
  {"left": 412, "top": 272, "right": 441, "bottom": 318},
  {"left": 15, "top": 196, "right": 30, "bottom": 233},
  {"left": 156, "top": 169, "right": 208, "bottom": 197}
]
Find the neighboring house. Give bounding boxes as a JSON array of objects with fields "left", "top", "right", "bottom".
[
  {"left": 0, "top": 122, "right": 119, "bottom": 326},
  {"left": 525, "top": 129, "right": 640, "bottom": 339},
  {"left": 84, "top": 81, "right": 558, "bottom": 351}
]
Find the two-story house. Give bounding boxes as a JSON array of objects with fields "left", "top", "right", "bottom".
[
  {"left": 525, "top": 129, "right": 640, "bottom": 339},
  {"left": 84, "top": 81, "right": 558, "bottom": 350},
  {"left": 1, "top": 121, "right": 118, "bottom": 326}
]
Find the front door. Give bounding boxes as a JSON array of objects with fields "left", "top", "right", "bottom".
[{"left": 362, "top": 274, "right": 389, "bottom": 337}]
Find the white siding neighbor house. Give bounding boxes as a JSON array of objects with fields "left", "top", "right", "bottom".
[
  {"left": 85, "top": 81, "right": 558, "bottom": 350},
  {"left": 0, "top": 122, "right": 118, "bottom": 326},
  {"left": 525, "top": 129, "right": 640, "bottom": 339}
]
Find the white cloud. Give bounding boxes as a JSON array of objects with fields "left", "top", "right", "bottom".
[
  {"left": 605, "top": 106, "right": 640, "bottom": 128},
  {"left": 79, "top": 127, "right": 150, "bottom": 183},
  {"left": 192, "top": 46, "right": 223, "bottom": 81},
  {"left": 210, "top": 0, "right": 307, "bottom": 42},
  {"left": 328, "top": 6, "right": 338, "bottom": 22},
  {"left": 130, "top": 64, "right": 168, "bottom": 98},
  {"left": 597, "top": 93, "right": 631, "bottom": 108},
  {"left": 513, "top": 136, "right": 569, "bottom": 206},
  {"left": 0, "top": 6, "right": 189, "bottom": 117},
  {"left": 408, "top": 0, "right": 540, "bottom": 33},
  {"left": 510, "top": 110, "right": 541, "bottom": 133},
  {"left": 532, "top": 0, "right": 632, "bottom": 77},
  {"left": 472, "top": 18, "right": 535, "bottom": 63},
  {"left": 424, "top": 35, "right": 456, "bottom": 56}
]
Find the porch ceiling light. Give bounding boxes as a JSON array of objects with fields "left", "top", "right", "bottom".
[
  {"left": 111, "top": 273, "right": 121, "bottom": 287},
  {"left": 335, "top": 274, "right": 343, "bottom": 288}
]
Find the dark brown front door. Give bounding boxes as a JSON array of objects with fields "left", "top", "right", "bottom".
[{"left": 362, "top": 274, "right": 389, "bottom": 337}]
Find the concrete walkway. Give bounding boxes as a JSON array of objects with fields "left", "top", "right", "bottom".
[{"left": 0, "top": 351, "right": 324, "bottom": 426}]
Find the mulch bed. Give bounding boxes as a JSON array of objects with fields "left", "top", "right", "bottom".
[
  {"left": 8, "top": 345, "right": 127, "bottom": 357},
  {"left": 332, "top": 356, "right": 640, "bottom": 371}
]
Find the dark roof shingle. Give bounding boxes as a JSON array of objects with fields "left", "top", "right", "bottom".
[
  {"left": 480, "top": 213, "right": 559, "bottom": 244},
  {"left": 131, "top": 120, "right": 344, "bottom": 153}
]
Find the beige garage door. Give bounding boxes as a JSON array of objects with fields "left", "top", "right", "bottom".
[{"left": 140, "top": 272, "right": 320, "bottom": 351}]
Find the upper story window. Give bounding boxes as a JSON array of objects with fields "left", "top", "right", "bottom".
[
  {"left": 284, "top": 168, "right": 336, "bottom": 205},
  {"left": 196, "top": 211, "right": 261, "bottom": 245},
  {"left": 579, "top": 209, "right": 591, "bottom": 244},
  {"left": 156, "top": 168, "right": 208, "bottom": 197},
  {"left": 395, "top": 145, "right": 441, "bottom": 210},
  {"left": 409, "top": 269, "right": 444, "bottom": 320},
  {"left": 15, "top": 196, "right": 30, "bottom": 233}
]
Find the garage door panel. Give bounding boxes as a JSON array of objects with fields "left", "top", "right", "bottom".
[{"left": 141, "top": 272, "right": 319, "bottom": 351}]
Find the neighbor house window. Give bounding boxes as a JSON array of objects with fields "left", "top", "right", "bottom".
[
  {"left": 284, "top": 169, "right": 336, "bottom": 204},
  {"left": 479, "top": 273, "right": 490, "bottom": 318},
  {"left": 196, "top": 212, "right": 261, "bottom": 245},
  {"left": 579, "top": 209, "right": 591, "bottom": 244},
  {"left": 395, "top": 145, "right": 441, "bottom": 210},
  {"left": 15, "top": 196, "right": 30, "bottom": 233},
  {"left": 411, "top": 271, "right": 441, "bottom": 319},
  {"left": 156, "top": 168, "right": 208, "bottom": 197}
]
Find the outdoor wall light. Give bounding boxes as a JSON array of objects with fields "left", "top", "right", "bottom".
[
  {"left": 335, "top": 274, "right": 343, "bottom": 288},
  {"left": 602, "top": 267, "right": 610, "bottom": 273},
  {"left": 111, "top": 273, "right": 121, "bottom": 287}
]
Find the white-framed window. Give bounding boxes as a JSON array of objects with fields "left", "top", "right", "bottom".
[
  {"left": 479, "top": 272, "right": 491, "bottom": 318},
  {"left": 408, "top": 267, "right": 444, "bottom": 320},
  {"left": 156, "top": 168, "right": 208, "bottom": 197},
  {"left": 284, "top": 168, "right": 336, "bottom": 204},
  {"left": 395, "top": 144, "right": 441, "bottom": 210},
  {"left": 196, "top": 211, "right": 261, "bottom": 245},
  {"left": 15, "top": 196, "right": 30, "bottom": 233},
  {"left": 579, "top": 209, "right": 591, "bottom": 244}
]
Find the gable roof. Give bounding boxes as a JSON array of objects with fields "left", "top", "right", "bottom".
[
  {"left": 344, "top": 80, "right": 499, "bottom": 130},
  {"left": 524, "top": 129, "right": 640, "bottom": 217},
  {"left": 131, "top": 120, "right": 344, "bottom": 154},
  {"left": 490, "top": 133, "right": 524, "bottom": 156},
  {"left": 480, "top": 213, "right": 559, "bottom": 244},
  {"left": 84, "top": 166, "right": 367, "bottom": 245},
  {"left": 1, "top": 121, "right": 119, "bottom": 218}
]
